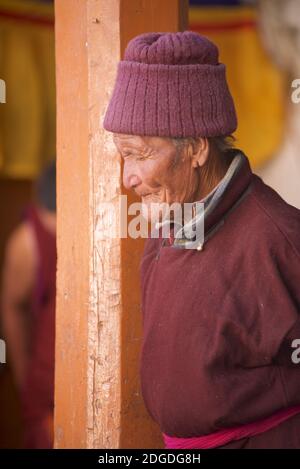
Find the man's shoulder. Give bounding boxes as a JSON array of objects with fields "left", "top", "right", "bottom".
[{"left": 248, "top": 174, "right": 300, "bottom": 258}]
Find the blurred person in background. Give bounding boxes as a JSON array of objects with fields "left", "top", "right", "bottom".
[
  {"left": 1, "top": 160, "right": 56, "bottom": 448},
  {"left": 257, "top": 0, "right": 300, "bottom": 208}
]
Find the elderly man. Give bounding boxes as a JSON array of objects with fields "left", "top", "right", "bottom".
[{"left": 103, "top": 32, "right": 300, "bottom": 449}]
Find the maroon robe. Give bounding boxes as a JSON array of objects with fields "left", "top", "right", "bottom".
[
  {"left": 21, "top": 205, "right": 56, "bottom": 449},
  {"left": 140, "top": 151, "right": 300, "bottom": 448}
]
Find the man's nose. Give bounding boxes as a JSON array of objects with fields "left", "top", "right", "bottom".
[{"left": 123, "top": 161, "right": 142, "bottom": 190}]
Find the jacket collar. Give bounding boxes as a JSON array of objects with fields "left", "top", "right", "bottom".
[{"left": 157, "top": 149, "right": 253, "bottom": 250}]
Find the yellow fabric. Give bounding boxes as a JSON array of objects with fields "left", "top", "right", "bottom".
[
  {"left": 0, "top": 0, "right": 55, "bottom": 179},
  {"left": 189, "top": 6, "right": 285, "bottom": 169},
  {"left": 0, "top": 0, "right": 53, "bottom": 16},
  {"left": 0, "top": 3, "right": 283, "bottom": 176}
]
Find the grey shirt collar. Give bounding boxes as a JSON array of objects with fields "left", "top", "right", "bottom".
[{"left": 155, "top": 151, "right": 246, "bottom": 250}]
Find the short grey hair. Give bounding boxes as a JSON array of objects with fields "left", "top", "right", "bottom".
[{"left": 208, "top": 134, "right": 236, "bottom": 153}]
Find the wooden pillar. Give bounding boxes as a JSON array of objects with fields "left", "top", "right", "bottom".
[{"left": 54, "top": 0, "right": 188, "bottom": 449}]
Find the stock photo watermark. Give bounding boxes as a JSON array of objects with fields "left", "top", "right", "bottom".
[
  {"left": 97, "top": 195, "right": 204, "bottom": 248},
  {"left": 0, "top": 339, "right": 6, "bottom": 364},
  {"left": 0, "top": 78, "right": 5, "bottom": 103},
  {"left": 291, "top": 339, "right": 300, "bottom": 364},
  {"left": 291, "top": 79, "right": 300, "bottom": 104}
]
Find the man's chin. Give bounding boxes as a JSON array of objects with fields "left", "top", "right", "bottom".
[
  {"left": 141, "top": 198, "right": 170, "bottom": 224},
  {"left": 141, "top": 198, "right": 155, "bottom": 222}
]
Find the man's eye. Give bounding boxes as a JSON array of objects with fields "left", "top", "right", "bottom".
[{"left": 123, "top": 153, "right": 146, "bottom": 161}]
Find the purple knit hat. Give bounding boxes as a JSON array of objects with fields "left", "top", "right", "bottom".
[{"left": 103, "top": 31, "right": 237, "bottom": 138}]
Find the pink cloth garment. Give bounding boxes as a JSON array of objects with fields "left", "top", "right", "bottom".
[{"left": 163, "top": 405, "right": 300, "bottom": 449}]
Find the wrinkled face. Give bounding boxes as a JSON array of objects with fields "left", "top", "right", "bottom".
[{"left": 113, "top": 133, "right": 200, "bottom": 221}]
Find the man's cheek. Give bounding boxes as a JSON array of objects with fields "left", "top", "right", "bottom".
[{"left": 141, "top": 174, "right": 163, "bottom": 191}]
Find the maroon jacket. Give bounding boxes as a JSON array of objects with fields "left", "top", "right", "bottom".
[{"left": 140, "top": 151, "right": 300, "bottom": 439}]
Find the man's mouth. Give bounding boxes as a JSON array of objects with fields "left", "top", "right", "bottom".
[
  {"left": 142, "top": 194, "right": 162, "bottom": 204},
  {"left": 137, "top": 191, "right": 163, "bottom": 203},
  {"left": 138, "top": 192, "right": 154, "bottom": 200}
]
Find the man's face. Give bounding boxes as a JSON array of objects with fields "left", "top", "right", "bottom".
[{"left": 113, "top": 133, "right": 199, "bottom": 221}]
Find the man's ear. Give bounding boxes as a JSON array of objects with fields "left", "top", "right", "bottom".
[{"left": 190, "top": 138, "right": 209, "bottom": 168}]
